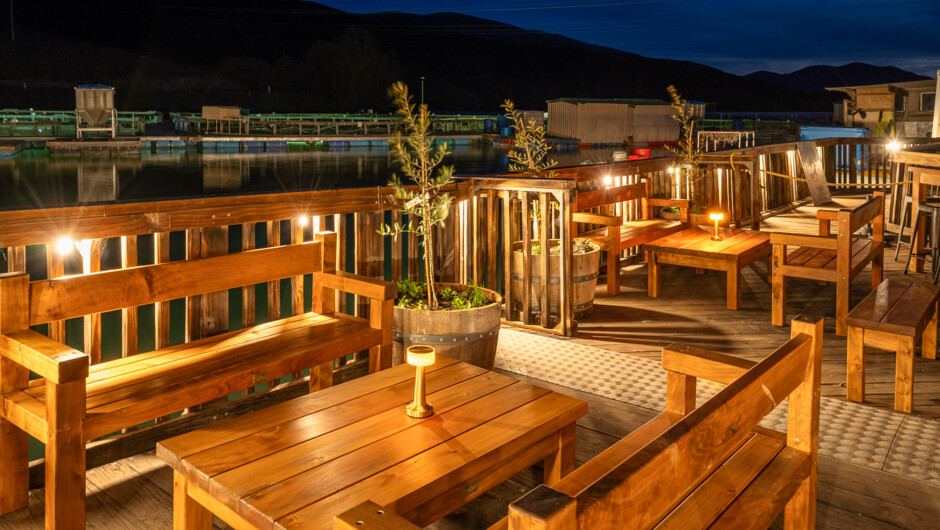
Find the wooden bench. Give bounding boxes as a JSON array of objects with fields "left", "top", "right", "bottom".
[
  {"left": 0, "top": 233, "right": 395, "bottom": 529},
  {"left": 573, "top": 178, "right": 690, "bottom": 295},
  {"left": 846, "top": 278, "right": 940, "bottom": 413},
  {"left": 338, "top": 315, "right": 824, "bottom": 530},
  {"left": 771, "top": 192, "right": 885, "bottom": 335}
]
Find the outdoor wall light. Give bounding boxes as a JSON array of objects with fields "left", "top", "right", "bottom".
[
  {"left": 298, "top": 216, "right": 309, "bottom": 226},
  {"left": 56, "top": 237, "right": 74, "bottom": 255},
  {"left": 603, "top": 176, "right": 613, "bottom": 187},
  {"left": 709, "top": 211, "right": 725, "bottom": 241},
  {"left": 888, "top": 141, "right": 900, "bottom": 151},
  {"left": 405, "top": 345, "right": 435, "bottom": 418}
]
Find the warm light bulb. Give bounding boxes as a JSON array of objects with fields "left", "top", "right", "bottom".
[
  {"left": 56, "top": 237, "right": 74, "bottom": 255},
  {"left": 667, "top": 167, "right": 675, "bottom": 174},
  {"left": 407, "top": 345, "right": 436, "bottom": 367},
  {"left": 709, "top": 211, "right": 724, "bottom": 221},
  {"left": 298, "top": 216, "right": 309, "bottom": 227},
  {"left": 887, "top": 141, "right": 900, "bottom": 152},
  {"left": 603, "top": 176, "right": 613, "bottom": 187}
]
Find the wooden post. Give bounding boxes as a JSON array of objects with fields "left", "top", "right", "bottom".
[
  {"left": 0, "top": 272, "right": 30, "bottom": 515},
  {"left": 311, "top": 232, "right": 337, "bottom": 391},
  {"left": 502, "top": 192, "right": 514, "bottom": 320},
  {"left": 521, "top": 193, "right": 532, "bottom": 324},
  {"left": 45, "top": 243, "right": 66, "bottom": 342},
  {"left": 487, "top": 190, "right": 498, "bottom": 290},
  {"left": 154, "top": 232, "right": 171, "bottom": 350},
  {"left": 508, "top": 484, "right": 576, "bottom": 530},
  {"left": 836, "top": 211, "right": 852, "bottom": 336},
  {"left": 121, "top": 236, "right": 138, "bottom": 358},
  {"left": 539, "top": 194, "right": 551, "bottom": 329},
  {"left": 83, "top": 240, "right": 102, "bottom": 365},
  {"left": 665, "top": 371, "right": 697, "bottom": 415},
  {"left": 45, "top": 379, "right": 86, "bottom": 530},
  {"left": 267, "top": 221, "right": 282, "bottom": 320},
  {"left": 772, "top": 243, "right": 787, "bottom": 327},
  {"left": 241, "top": 223, "right": 256, "bottom": 328},
  {"left": 559, "top": 189, "right": 575, "bottom": 336},
  {"left": 543, "top": 423, "right": 575, "bottom": 485},
  {"left": 784, "top": 315, "right": 823, "bottom": 530},
  {"left": 291, "top": 218, "right": 305, "bottom": 316},
  {"left": 173, "top": 472, "right": 212, "bottom": 530},
  {"left": 391, "top": 210, "right": 403, "bottom": 281}
]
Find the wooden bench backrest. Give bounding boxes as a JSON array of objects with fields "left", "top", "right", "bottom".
[
  {"left": 23, "top": 241, "right": 324, "bottom": 327},
  {"left": 575, "top": 180, "right": 649, "bottom": 212},
  {"left": 544, "top": 316, "right": 823, "bottom": 529}
]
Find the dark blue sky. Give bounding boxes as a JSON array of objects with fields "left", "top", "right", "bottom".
[{"left": 318, "top": 1, "right": 939, "bottom": 76}]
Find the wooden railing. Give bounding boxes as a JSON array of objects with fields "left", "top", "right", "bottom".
[{"left": 0, "top": 136, "right": 928, "bottom": 480}]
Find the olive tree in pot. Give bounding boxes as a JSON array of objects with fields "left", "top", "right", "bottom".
[
  {"left": 379, "top": 82, "right": 502, "bottom": 369},
  {"left": 502, "top": 100, "right": 600, "bottom": 324}
]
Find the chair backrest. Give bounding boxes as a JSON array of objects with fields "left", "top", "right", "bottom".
[
  {"left": 839, "top": 191, "right": 884, "bottom": 239},
  {"left": 17, "top": 241, "right": 324, "bottom": 330}
]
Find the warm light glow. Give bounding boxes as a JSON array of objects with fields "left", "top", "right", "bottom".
[
  {"left": 709, "top": 211, "right": 725, "bottom": 221},
  {"left": 298, "top": 216, "right": 309, "bottom": 227},
  {"left": 887, "top": 141, "right": 901, "bottom": 152},
  {"left": 76, "top": 240, "right": 94, "bottom": 274},
  {"left": 603, "top": 176, "right": 613, "bottom": 187},
  {"left": 55, "top": 237, "right": 74, "bottom": 255},
  {"left": 667, "top": 166, "right": 675, "bottom": 174},
  {"left": 407, "top": 345, "right": 436, "bottom": 367}
]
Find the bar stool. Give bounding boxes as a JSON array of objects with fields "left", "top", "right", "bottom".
[{"left": 903, "top": 201, "right": 940, "bottom": 283}]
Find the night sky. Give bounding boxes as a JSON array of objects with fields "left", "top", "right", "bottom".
[{"left": 318, "top": 0, "right": 940, "bottom": 76}]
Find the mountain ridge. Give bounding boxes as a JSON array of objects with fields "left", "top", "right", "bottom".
[{"left": 0, "top": 1, "right": 926, "bottom": 113}]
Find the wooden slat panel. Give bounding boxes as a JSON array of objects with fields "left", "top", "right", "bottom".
[
  {"left": 153, "top": 232, "right": 171, "bottom": 350},
  {"left": 267, "top": 221, "right": 281, "bottom": 321},
  {"left": 576, "top": 182, "right": 646, "bottom": 211},
  {"left": 241, "top": 224, "right": 256, "bottom": 329},
  {"left": 28, "top": 242, "right": 323, "bottom": 325},
  {"left": 121, "top": 236, "right": 138, "bottom": 358},
  {"left": 44, "top": 243, "right": 66, "bottom": 342},
  {"left": 83, "top": 240, "right": 103, "bottom": 364}
]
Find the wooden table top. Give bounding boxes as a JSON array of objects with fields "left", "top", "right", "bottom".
[
  {"left": 645, "top": 226, "right": 770, "bottom": 259},
  {"left": 846, "top": 279, "right": 940, "bottom": 336},
  {"left": 157, "top": 357, "right": 587, "bottom": 529}
]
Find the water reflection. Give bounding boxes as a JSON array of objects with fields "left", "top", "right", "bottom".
[{"left": 0, "top": 144, "right": 667, "bottom": 210}]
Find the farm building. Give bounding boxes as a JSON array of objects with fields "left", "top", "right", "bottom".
[{"left": 546, "top": 97, "right": 680, "bottom": 144}]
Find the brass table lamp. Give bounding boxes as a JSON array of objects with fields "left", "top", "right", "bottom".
[
  {"left": 709, "top": 211, "right": 725, "bottom": 241},
  {"left": 405, "top": 345, "right": 435, "bottom": 418}
]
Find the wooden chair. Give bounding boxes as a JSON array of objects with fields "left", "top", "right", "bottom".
[
  {"left": 339, "top": 316, "right": 825, "bottom": 530},
  {"left": 573, "top": 178, "right": 690, "bottom": 295},
  {"left": 0, "top": 234, "right": 395, "bottom": 529},
  {"left": 771, "top": 192, "right": 885, "bottom": 335}
]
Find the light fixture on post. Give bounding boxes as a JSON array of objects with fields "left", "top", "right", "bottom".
[
  {"left": 405, "top": 345, "right": 435, "bottom": 418},
  {"left": 709, "top": 211, "right": 725, "bottom": 241}
]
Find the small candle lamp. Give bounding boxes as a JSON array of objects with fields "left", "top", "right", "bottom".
[
  {"left": 709, "top": 211, "right": 725, "bottom": 241},
  {"left": 405, "top": 345, "right": 435, "bottom": 418}
]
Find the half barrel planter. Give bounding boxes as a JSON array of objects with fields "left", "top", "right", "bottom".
[
  {"left": 393, "top": 283, "right": 503, "bottom": 369},
  {"left": 511, "top": 240, "right": 600, "bottom": 322}
]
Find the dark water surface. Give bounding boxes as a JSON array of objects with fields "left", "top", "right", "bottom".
[{"left": 0, "top": 144, "right": 649, "bottom": 210}]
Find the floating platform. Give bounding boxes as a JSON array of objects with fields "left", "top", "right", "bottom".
[
  {"left": 47, "top": 140, "right": 142, "bottom": 152},
  {"left": 0, "top": 140, "right": 26, "bottom": 158}
]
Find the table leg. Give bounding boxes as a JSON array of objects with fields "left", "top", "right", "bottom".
[
  {"left": 923, "top": 302, "right": 938, "bottom": 360},
  {"left": 648, "top": 251, "right": 661, "bottom": 298},
  {"left": 847, "top": 326, "right": 865, "bottom": 403},
  {"left": 895, "top": 336, "right": 915, "bottom": 413},
  {"left": 727, "top": 265, "right": 740, "bottom": 310},
  {"left": 543, "top": 423, "right": 576, "bottom": 485},
  {"left": 772, "top": 245, "right": 786, "bottom": 326},
  {"left": 174, "top": 472, "right": 212, "bottom": 530}
]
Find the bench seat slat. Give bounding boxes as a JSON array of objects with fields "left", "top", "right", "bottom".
[
  {"left": 709, "top": 447, "right": 812, "bottom": 529},
  {"left": 656, "top": 432, "right": 785, "bottom": 529},
  {"left": 579, "top": 219, "right": 684, "bottom": 251},
  {"left": 82, "top": 321, "right": 382, "bottom": 440}
]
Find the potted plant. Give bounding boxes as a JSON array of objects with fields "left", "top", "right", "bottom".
[
  {"left": 501, "top": 100, "right": 600, "bottom": 322},
  {"left": 379, "top": 82, "right": 502, "bottom": 369},
  {"left": 663, "top": 85, "right": 716, "bottom": 226}
]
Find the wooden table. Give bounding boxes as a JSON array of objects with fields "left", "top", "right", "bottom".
[
  {"left": 157, "top": 357, "right": 587, "bottom": 529},
  {"left": 846, "top": 278, "right": 940, "bottom": 413},
  {"left": 645, "top": 226, "right": 771, "bottom": 309}
]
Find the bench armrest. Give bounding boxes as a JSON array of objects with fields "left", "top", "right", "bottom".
[
  {"left": 0, "top": 329, "right": 89, "bottom": 384},
  {"left": 572, "top": 212, "right": 621, "bottom": 226},
  {"left": 770, "top": 233, "right": 838, "bottom": 250},
  {"left": 334, "top": 500, "right": 420, "bottom": 530},
  {"left": 647, "top": 198, "right": 690, "bottom": 209},
  {"left": 662, "top": 343, "right": 755, "bottom": 385},
  {"left": 321, "top": 271, "right": 396, "bottom": 301}
]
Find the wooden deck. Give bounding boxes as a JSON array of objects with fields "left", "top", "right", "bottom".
[{"left": 1, "top": 198, "right": 938, "bottom": 529}]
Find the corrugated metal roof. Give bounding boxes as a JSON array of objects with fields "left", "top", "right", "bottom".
[
  {"left": 75, "top": 84, "right": 114, "bottom": 89},
  {"left": 546, "top": 97, "right": 668, "bottom": 106}
]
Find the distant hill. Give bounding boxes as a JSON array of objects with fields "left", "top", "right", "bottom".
[
  {"left": 0, "top": 0, "right": 921, "bottom": 113},
  {"left": 746, "top": 63, "right": 929, "bottom": 93}
]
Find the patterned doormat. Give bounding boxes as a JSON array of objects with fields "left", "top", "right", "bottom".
[{"left": 494, "top": 328, "right": 940, "bottom": 487}]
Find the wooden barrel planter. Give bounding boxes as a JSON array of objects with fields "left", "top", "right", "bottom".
[
  {"left": 510, "top": 240, "right": 600, "bottom": 322},
  {"left": 393, "top": 283, "right": 502, "bottom": 369}
]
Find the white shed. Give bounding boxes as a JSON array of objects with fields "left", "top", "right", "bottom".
[{"left": 547, "top": 98, "right": 678, "bottom": 144}]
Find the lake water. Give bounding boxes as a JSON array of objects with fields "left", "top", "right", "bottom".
[{"left": 0, "top": 144, "right": 665, "bottom": 210}]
